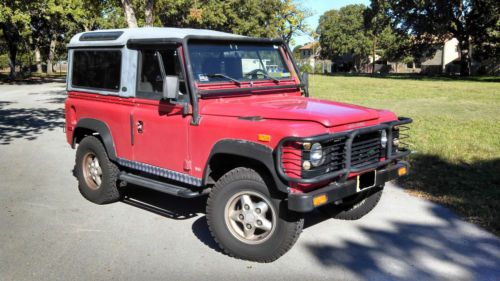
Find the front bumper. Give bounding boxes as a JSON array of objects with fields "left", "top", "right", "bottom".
[{"left": 287, "top": 161, "right": 409, "bottom": 212}]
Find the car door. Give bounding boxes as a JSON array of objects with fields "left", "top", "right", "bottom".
[{"left": 131, "top": 46, "right": 191, "bottom": 175}]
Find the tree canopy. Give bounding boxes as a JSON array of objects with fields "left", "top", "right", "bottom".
[
  {"left": 0, "top": 0, "right": 309, "bottom": 79},
  {"left": 318, "top": 4, "right": 373, "bottom": 71},
  {"left": 382, "top": 0, "right": 499, "bottom": 75}
]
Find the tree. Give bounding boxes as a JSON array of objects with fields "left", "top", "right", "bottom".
[
  {"left": 145, "top": 0, "right": 154, "bottom": 26},
  {"left": 384, "top": 0, "right": 500, "bottom": 76},
  {"left": 364, "top": 0, "right": 412, "bottom": 73},
  {"left": 318, "top": 4, "right": 371, "bottom": 72},
  {"left": 0, "top": 0, "right": 30, "bottom": 78},
  {"left": 275, "top": 0, "right": 311, "bottom": 44},
  {"left": 155, "top": 0, "right": 309, "bottom": 43},
  {"left": 120, "top": 0, "right": 138, "bottom": 28}
]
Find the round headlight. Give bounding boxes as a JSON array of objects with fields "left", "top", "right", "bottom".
[
  {"left": 381, "top": 130, "right": 388, "bottom": 148},
  {"left": 309, "top": 143, "right": 324, "bottom": 166}
]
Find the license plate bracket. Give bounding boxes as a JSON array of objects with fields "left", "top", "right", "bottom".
[{"left": 356, "top": 170, "right": 376, "bottom": 192}]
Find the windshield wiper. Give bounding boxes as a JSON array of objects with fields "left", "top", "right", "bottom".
[
  {"left": 206, "top": 73, "right": 241, "bottom": 86},
  {"left": 260, "top": 72, "right": 280, "bottom": 84}
]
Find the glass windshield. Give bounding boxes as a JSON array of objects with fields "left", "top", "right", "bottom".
[{"left": 188, "top": 42, "right": 292, "bottom": 84}]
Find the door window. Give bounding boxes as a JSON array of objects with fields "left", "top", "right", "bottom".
[{"left": 136, "top": 49, "right": 187, "bottom": 100}]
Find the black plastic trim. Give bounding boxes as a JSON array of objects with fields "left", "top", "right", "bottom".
[
  {"left": 126, "top": 38, "right": 182, "bottom": 49},
  {"left": 73, "top": 118, "right": 117, "bottom": 160},
  {"left": 204, "top": 139, "right": 288, "bottom": 193},
  {"left": 79, "top": 31, "right": 124, "bottom": 41},
  {"left": 119, "top": 172, "right": 206, "bottom": 198},
  {"left": 288, "top": 161, "right": 409, "bottom": 212}
]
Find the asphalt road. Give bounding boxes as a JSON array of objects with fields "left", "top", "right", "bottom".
[{"left": 1, "top": 82, "right": 499, "bottom": 281}]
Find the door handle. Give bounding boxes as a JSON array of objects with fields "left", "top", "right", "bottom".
[{"left": 137, "top": 121, "right": 143, "bottom": 133}]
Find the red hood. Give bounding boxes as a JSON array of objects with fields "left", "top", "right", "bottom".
[{"left": 200, "top": 95, "right": 381, "bottom": 127}]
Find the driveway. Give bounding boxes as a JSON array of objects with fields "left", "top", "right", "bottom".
[{"left": 0, "top": 83, "right": 499, "bottom": 281}]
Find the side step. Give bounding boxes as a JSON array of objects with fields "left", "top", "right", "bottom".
[{"left": 119, "top": 172, "right": 207, "bottom": 198}]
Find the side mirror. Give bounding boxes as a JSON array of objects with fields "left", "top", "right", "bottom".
[
  {"left": 301, "top": 72, "right": 309, "bottom": 96},
  {"left": 162, "top": 75, "right": 179, "bottom": 100}
]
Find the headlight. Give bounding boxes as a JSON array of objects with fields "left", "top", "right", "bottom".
[
  {"left": 381, "top": 130, "right": 388, "bottom": 148},
  {"left": 309, "top": 142, "right": 324, "bottom": 166}
]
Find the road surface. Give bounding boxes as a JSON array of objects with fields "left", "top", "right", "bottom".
[{"left": 1, "top": 82, "right": 499, "bottom": 281}]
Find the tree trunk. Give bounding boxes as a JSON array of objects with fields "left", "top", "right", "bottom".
[
  {"left": 145, "top": 0, "right": 154, "bottom": 27},
  {"left": 35, "top": 47, "right": 43, "bottom": 74},
  {"left": 2, "top": 25, "right": 20, "bottom": 79},
  {"left": 459, "top": 37, "right": 471, "bottom": 76},
  {"left": 47, "top": 36, "right": 57, "bottom": 75},
  {"left": 8, "top": 44, "right": 17, "bottom": 79},
  {"left": 372, "top": 38, "right": 376, "bottom": 74},
  {"left": 120, "top": 0, "right": 138, "bottom": 28}
]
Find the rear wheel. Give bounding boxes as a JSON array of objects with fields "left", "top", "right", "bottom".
[
  {"left": 319, "top": 186, "right": 384, "bottom": 220},
  {"left": 75, "top": 136, "right": 121, "bottom": 204},
  {"left": 206, "top": 167, "right": 303, "bottom": 262}
]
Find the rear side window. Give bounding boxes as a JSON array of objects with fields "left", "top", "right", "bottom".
[{"left": 72, "top": 50, "right": 121, "bottom": 91}]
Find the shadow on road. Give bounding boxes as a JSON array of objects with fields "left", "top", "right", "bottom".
[
  {"left": 396, "top": 154, "right": 500, "bottom": 235},
  {"left": 120, "top": 184, "right": 337, "bottom": 256},
  {"left": 121, "top": 184, "right": 207, "bottom": 220},
  {"left": 305, "top": 204, "right": 500, "bottom": 280},
  {"left": 31, "top": 89, "right": 68, "bottom": 104},
  {"left": 0, "top": 102, "right": 65, "bottom": 145},
  {"left": 120, "top": 185, "right": 223, "bottom": 252},
  {"left": 120, "top": 184, "right": 499, "bottom": 278}
]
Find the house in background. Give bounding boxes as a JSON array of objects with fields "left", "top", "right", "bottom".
[
  {"left": 298, "top": 42, "right": 332, "bottom": 73},
  {"left": 388, "top": 38, "right": 461, "bottom": 74}
]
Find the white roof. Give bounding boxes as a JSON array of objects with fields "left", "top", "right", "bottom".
[{"left": 68, "top": 27, "right": 246, "bottom": 48}]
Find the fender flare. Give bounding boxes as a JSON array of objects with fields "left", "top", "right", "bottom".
[
  {"left": 203, "top": 139, "right": 288, "bottom": 193},
  {"left": 72, "top": 118, "right": 117, "bottom": 161}
]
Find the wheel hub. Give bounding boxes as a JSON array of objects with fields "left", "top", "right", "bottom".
[
  {"left": 224, "top": 191, "right": 276, "bottom": 244},
  {"left": 82, "top": 152, "right": 103, "bottom": 190}
]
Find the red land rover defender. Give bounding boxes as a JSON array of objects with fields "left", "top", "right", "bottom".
[{"left": 65, "top": 28, "right": 412, "bottom": 262}]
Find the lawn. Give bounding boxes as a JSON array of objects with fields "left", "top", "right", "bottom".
[{"left": 309, "top": 74, "right": 500, "bottom": 235}]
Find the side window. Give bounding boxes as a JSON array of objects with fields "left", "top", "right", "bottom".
[
  {"left": 136, "top": 48, "right": 186, "bottom": 100},
  {"left": 72, "top": 50, "right": 121, "bottom": 91}
]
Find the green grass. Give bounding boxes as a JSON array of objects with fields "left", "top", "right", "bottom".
[{"left": 310, "top": 74, "right": 500, "bottom": 235}]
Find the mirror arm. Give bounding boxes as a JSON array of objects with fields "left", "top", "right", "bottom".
[{"left": 169, "top": 99, "right": 190, "bottom": 116}]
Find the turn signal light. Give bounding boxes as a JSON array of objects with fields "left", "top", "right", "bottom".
[
  {"left": 398, "top": 166, "right": 407, "bottom": 176},
  {"left": 313, "top": 194, "right": 328, "bottom": 206},
  {"left": 258, "top": 134, "right": 271, "bottom": 142}
]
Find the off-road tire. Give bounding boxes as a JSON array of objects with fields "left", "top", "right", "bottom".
[
  {"left": 75, "top": 136, "right": 121, "bottom": 204},
  {"left": 206, "top": 167, "right": 304, "bottom": 263},
  {"left": 319, "top": 186, "right": 383, "bottom": 220}
]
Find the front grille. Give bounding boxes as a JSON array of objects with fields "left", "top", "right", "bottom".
[
  {"left": 301, "top": 131, "right": 383, "bottom": 179},
  {"left": 350, "top": 131, "right": 382, "bottom": 168}
]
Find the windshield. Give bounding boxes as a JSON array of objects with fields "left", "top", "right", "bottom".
[{"left": 188, "top": 42, "right": 292, "bottom": 85}]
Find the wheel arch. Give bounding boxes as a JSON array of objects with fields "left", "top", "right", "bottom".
[
  {"left": 203, "top": 139, "right": 288, "bottom": 194},
  {"left": 72, "top": 118, "right": 117, "bottom": 161}
]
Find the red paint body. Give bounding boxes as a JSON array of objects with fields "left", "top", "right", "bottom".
[{"left": 65, "top": 84, "right": 397, "bottom": 189}]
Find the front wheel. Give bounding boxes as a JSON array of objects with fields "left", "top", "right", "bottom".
[{"left": 206, "top": 167, "right": 303, "bottom": 262}]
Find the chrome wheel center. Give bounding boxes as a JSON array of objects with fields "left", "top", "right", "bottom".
[
  {"left": 224, "top": 191, "right": 276, "bottom": 244},
  {"left": 82, "top": 152, "right": 103, "bottom": 190}
]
